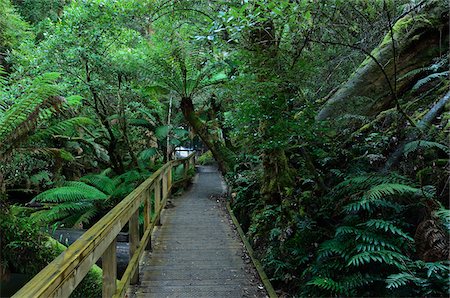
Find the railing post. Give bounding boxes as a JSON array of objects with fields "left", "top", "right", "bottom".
[
  {"left": 167, "top": 165, "right": 172, "bottom": 194},
  {"left": 183, "top": 160, "right": 187, "bottom": 178},
  {"left": 129, "top": 210, "right": 139, "bottom": 284},
  {"left": 155, "top": 178, "right": 161, "bottom": 226},
  {"left": 144, "top": 189, "right": 152, "bottom": 251},
  {"left": 162, "top": 170, "right": 168, "bottom": 202},
  {"left": 102, "top": 238, "right": 117, "bottom": 298}
]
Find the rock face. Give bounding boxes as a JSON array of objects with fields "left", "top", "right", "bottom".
[{"left": 317, "top": 0, "right": 449, "bottom": 120}]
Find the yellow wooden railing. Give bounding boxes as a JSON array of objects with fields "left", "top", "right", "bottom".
[{"left": 13, "top": 153, "right": 196, "bottom": 298}]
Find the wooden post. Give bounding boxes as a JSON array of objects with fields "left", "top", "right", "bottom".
[
  {"left": 144, "top": 190, "right": 151, "bottom": 251},
  {"left": 129, "top": 210, "right": 139, "bottom": 284},
  {"left": 167, "top": 165, "right": 172, "bottom": 194},
  {"left": 102, "top": 238, "right": 117, "bottom": 298},
  {"left": 155, "top": 179, "right": 161, "bottom": 226},
  {"left": 183, "top": 160, "right": 188, "bottom": 178},
  {"left": 162, "top": 170, "right": 168, "bottom": 201}
]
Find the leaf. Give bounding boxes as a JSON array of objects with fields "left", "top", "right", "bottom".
[{"left": 155, "top": 125, "right": 170, "bottom": 140}]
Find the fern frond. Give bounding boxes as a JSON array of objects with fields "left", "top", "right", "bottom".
[
  {"left": 30, "top": 116, "right": 95, "bottom": 141},
  {"left": 433, "top": 207, "right": 450, "bottom": 230},
  {"left": 362, "top": 219, "right": 413, "bottom": 241},
  {"left": 365, "top": 183, "right": 419, "bottom": 201},
  {"left": 386, "top": 272, "right": 421, "bottom": 289},
  {"left": 64, "top": 207, "right": 98, "bottom": 227},
  {"left": 79, "top": 174, "right": 115, "bottom": 195},
  {"left": 344, "top": 198, "right": 403, "bottom": 213},
  {"left": 403, "top": 140, "right": 448, "bottom": 157},
  {"left": 412, "top": 71, "right": 449, "bottom": 91},
  {"left": 348, "top": 250, "right": 409, "bottom": 269},
  {"left": 33, "top": 182, "right": 108, "bottom": 203},
  {"left": 306, "top": 277, "right": 345, "bottom": 294}
]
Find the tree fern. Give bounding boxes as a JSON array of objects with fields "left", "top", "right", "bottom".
[
  {"left": 0, "top": 72, "right": 61, "bottom": 146},
  {"left": 306, "top": 173, "right": 425, "bottom": 296}
]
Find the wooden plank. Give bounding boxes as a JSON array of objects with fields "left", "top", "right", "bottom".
[
  {"left": 102, "top": 238, "right": 117, "bottom": 298},
  {"left": 129, "top": 210, "right": 140, "bottom": 285}
]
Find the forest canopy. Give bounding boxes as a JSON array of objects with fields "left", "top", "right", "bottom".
[{"left": 0, "top": 0, "right": 449, "bottom": 297}]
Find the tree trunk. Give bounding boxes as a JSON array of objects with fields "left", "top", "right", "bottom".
[
  {"left": 317, "top": 0, "right": 448, "bottom": 120},
  {"left": 180, "top": 97, "right": 235, "bottom": 174},
  {"left": 260, "top": 149, "right": 293, "bottom": 204}
]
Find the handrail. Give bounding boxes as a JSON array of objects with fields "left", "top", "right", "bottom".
[{"left": 13, "top": 153, "right": 196, "bottom": 298}]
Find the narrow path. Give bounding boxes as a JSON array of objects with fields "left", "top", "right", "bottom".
[{"left": 132, "top": 166, "right": 265, "bottom": 298}]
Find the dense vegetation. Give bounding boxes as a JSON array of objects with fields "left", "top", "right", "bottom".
[{"left": 0, "top": 0, "right": 448, "bottom": 297}]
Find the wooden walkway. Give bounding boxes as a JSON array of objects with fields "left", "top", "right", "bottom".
[{"left": 130, "top": 166, "right": 265, "bottom": 297}]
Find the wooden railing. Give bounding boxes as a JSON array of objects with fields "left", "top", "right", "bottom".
[{"left": 13, "top": 153, "right": 196, "bottom": 298}]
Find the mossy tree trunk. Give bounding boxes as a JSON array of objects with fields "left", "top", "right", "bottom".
[
  {"left": 180, "top": 97, "right": 236, "bottom": 174},
  {"left": 317, "top": 0, "right": 449, "bottom": 120}
]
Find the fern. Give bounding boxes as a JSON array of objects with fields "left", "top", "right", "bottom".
[
  {"left": 30, "top": 116, "right": 95, "bottom": 141},
  {"left": 365, "top": 183, "right": 419, "bottom": 200},
  {"left": 386, "top": 272, "right": 421, "bottom": 289},
  {"left": 433, "top": 207, "right": 450, "bottom": 230},
  {"left": 33, "top": 182, "right": 109, "bottom": 203},
  {"left": 403, "top": 140, "right": 448, "bottom": 157},
  {"left": 412, "top": 71, "right": 449, "bottom": 91},
  {"left": 79, "top": 174, "right": 115, "bottom": 195},
  {"left": 361, "top": 219, "right": 413, "bottom": 240}
]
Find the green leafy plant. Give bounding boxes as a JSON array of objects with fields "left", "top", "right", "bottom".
[{"left": 31, "top": 170, "right": 151, "bottom": 227}]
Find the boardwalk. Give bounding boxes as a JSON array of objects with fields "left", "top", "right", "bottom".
[{"left": 131, "top": 166, "right": 265, "bottom": 298}]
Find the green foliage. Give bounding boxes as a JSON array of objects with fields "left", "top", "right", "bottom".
[
  {"left": 197, "top": 151, "right": 214, "bottom": 165},
  {"left": 0, "top": 72, "right": 60, "bottom": 149},
  {"left": 31, "top": 169, "right": 151, "bottom": 227},
  {"left": 0, "top": 205, "right": 54, "bottom": 275},
  {"left": 403, "top": 140, "right": 449, "bottom": 157}
]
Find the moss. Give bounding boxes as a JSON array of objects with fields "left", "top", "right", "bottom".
[{"left": 46, "top": 238, "right": 103, "bottom": 298}]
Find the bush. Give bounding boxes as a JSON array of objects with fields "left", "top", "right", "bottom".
[{"left": 0, "top": 205, "right": 102, "bottom": 297}]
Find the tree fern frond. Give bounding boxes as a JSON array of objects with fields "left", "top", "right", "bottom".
[
  {"left": 386, "top": 272, "right": 420, "bottom": 289},
  {"left": 64, "top": 207, "right": 98, "bottom": 227},
  {"left": 306, "top": 277, "right": 346, "bottom": 295},
  {"left": 403, "top": 140, "right": 448, "bottom": 157},
  {"left": 344, "top": 198, "right": 403, "bottom": 213},
  {"left": 348, "top": 250, "right": 409, "bottom": 269},
  {"left": 412, "top": 71, "right": 449, "bottom": 91},
  {"left": 30, "top": 116, "right": 95, "bottom": 141},
  {"left": 433, "top": 207, "right": 450, "bottom": 230},
  {"left": 33, "top": 182, "right": 108, "bottom": 203},
  {"left": 362, "top": 220, "right": 413, "bottom": 241},
  {"left": 79, "top": 174, "right": 116, "bottom": 195},
  {"left": 365, "top": 183, "right": 419, "bottom": 201}
]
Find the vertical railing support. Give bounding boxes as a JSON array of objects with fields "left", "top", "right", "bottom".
[
  {"left": 102, "top": 238, "right": 117, "bottom": 298},
  {"left": 129, "top": 210, "right": 139, "bottom": 284},
  {"left": 167, "top": 165, "right": 172, "bottom": 195},
  {"left": 144, "top": 189, "right": 152, "bottom": 251},
  {"left": 183, "top": 160, "right": 188, "bottom": 178},
  {"left": 162, "top": 170, "right": 168, "bottom": 202},
  {"left": 155, "top": 179, "right": 161, "bottom": 226}
]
